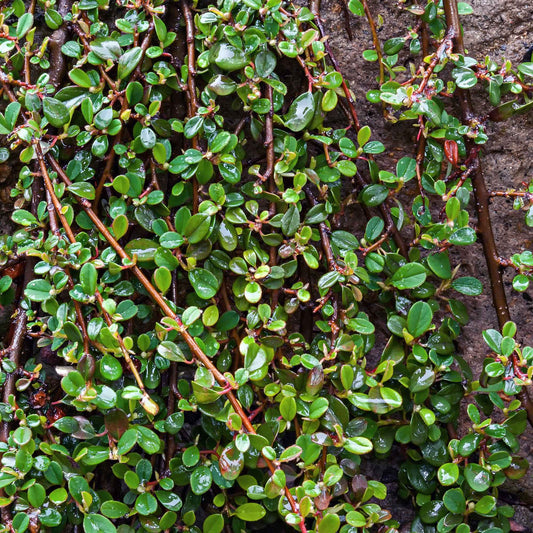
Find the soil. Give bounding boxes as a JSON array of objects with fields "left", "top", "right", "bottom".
[{"left": 315, "top": 0, "right": 533, "bottom": 528}]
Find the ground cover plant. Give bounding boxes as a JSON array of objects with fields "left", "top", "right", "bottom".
[{"left": 0, "top": 0, "right": 532, "bottom": 531}]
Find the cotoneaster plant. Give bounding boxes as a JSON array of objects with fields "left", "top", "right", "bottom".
[{"left": 0, "top": 0, "right": 531, "bottom": 532}]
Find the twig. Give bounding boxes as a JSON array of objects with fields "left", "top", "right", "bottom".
[
  {"left": 442, "top": 164, "right": 474, "bottom": 202},
  {"left": 94, "top": 132, "right": 123, "bottom": 209},
  {"left": 415, "top": 116, "right": 427, "bottom": 204},
  {"left": 411, "top": 30, "right": 454, "bottom": 97},
  {"left": 360, "top": 0, "right": 385, "bottom": 85},
  {"left": 306, "top": 188, "right": 338, "bottom": 272},
  {"left": 181, "top": 0, "right": 200, "bottom": 213},
  {"left": 38, "top": 146, "right": 159, "bottom": 414},
  {"left": 48, "top": 0, "right": 72, "bottom": 89},
  {"left": 311, "top": 0, "right": 360, "bottom": 130},
  {"left": 45, "top": 188, "right": 90, "bottom": 355}
]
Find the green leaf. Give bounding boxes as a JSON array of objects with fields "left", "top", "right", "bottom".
[
  {"left": 518, "top": 62, "right": 533, "bottom": 77},
  {"left": 318, "top": 513, "right": 341, "bottom": 533},
  {"left": 135, "top": 493, "right": 158, "bottom": 516},
  {"left": 157, "top": 341, "right": 186, "bottom": 362},
  {"left": 125, "top": 238, "right": 158, "bottom": 262},
  {"left": 409, "top": 367, "right": 435, "bottom": 392},
  {"left": 26, "top": 484, "right": 46, "bottom": 507},
  {"left": 183, "top": 445, "right": 200, "bottom": 467},
  {"left": 16, "top": 13, "right": 33, "bottom": 38},
  {"left": 348, "top": 0, "right": 364, "bottom": 16},
  {"left": 126, "top": 81, "right": 144, "bottom": 105},
  {"left": 136, "top": 426, "right": 161, "bottom": 454},
  {"left": 280, "top": 396, "right": 297, "bottom": 421},
  {"left": 94, "top": 108, "right": 113, "bottom": 130},
  {"left": 25, "top": 279, "right": 52, "bottom": 302},
  {"left": 154, "top": 267, "right": 172, "bottom": 293},
  {"left": 203, "top": 514, "right": 224, "bottom": 533},
  {"left": 438, "top": 463, "right": 459, "bottom": 486},
  {"left": 43, "top": 97, "right": 70, "bottom": 128},
  {"left": 117, "top": 428, "right": 138, "bottom": 455},
  {"left": 184, "top": 213, "right": 211, "bottom": 243},
  {"left": 464, "top": 464, "right": 491, "bottom": 492},
  {"left": 344, "top": 437, "right": 373, "bottom": 455},
  {"left": 443, "top": 488, "right": 466, "bottom": 514},
  {"left": 112, "top": 214, "right": 129, "bottom": 239},
  {"left": 244, "top": 281, "right": 262, "bottom": 304},
  {"left": 453, "top": 67, "right": 478, "bottom": 89},
  {"left": 69, "top": 69, "right": 92, "bottom": 88},
  {"left": 427, "top": 252, "right": 451, "bottom": 279},
  {"left": 68, "top": 182, "right": 96, "bottom": 200},
  {"left": 90, "top": 38, "right": 122, "bottom": 60},
  {"left": 80, "top": 263, "right": 97, "bottom": 294},
  {"left": 407, "top": 301, "right": 433, "bottom": 337},
  {"left": 234, "top": 503, "right": 266, "bottom": 522},
  {"left": 451, "top": 277, "right": 482, "bottom": 295},
  {"left": 83, "top": 514, "right": 117, "bottom": 533},
  {"left": 482, "top": 329, "right": 502, "bottom": 353},
  {"left": 99, "top": 355, "right": 123, "bottom": 381},
  {"left": 457, "top": 2, "right": 474, "bottom": 15},
  {"left": 100, "top": 500, "right": 130, "bottom": 519},
  {"left": 512, "top": 274, "right": 529, "bottom": 292},
  {"left": 117, "top": 47, "right": 143, "bottom": 79},
  {"left": 209, "top": 43, "right": 248, "bottom": 71},
  {"left": 139, "top": 128, "right": 157, "bottom": 149},
  {"left": 189, "top": 268, "right": 219, "bottom": 299},
  {"left": 360, "top": 184, "right": 388, "bottom": 207},
  {"left": 390, "top": 263, "right": 427, "bottom": 290},
  {"left": 284, "top": 92, "right": 316, "bottom": 132},
  {"left": 255, "top": 50, "right": 277, "bottom": 78},
  {"left": 12, "top": 209, "right": 37, "bottom": 227},
  {"left": 363, "top": 141, "right": 385, "bottom": 154},
  {"left": 384, "top": 37, "right": 405, "bottom": 55},
  {"left": 281, "top": 204, "right": 300, "bottom": 236},
  {"left": 190, "top": 465, "right": 212, "bottom": 495},
  {"left": 474, "top": 495, "right": 496, "bottom": 515}
]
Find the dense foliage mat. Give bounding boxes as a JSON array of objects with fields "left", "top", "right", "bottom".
[{"left": 0, "top": 0, "right": 532, "bottom": 532}]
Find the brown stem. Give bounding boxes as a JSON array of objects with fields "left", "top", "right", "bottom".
[
  {"left": 311, "top": 1, "right": 360, "bottom": 130},
  {"left": 0, "top": 71, "right": 17, "bottom": 102},
  {"left": 48, "top": 0, "right": 72, "bottom": 89},
  {"left": 94, "top": 131, "right": 123, "bottom": 209},
  {"left": 264, "top": 84, "right": 280, "bottom": 307},
  {"left": 181, "top": 0, "right": 200, "bottom": 213},
  {"left": 70, "top": 23, "right": 117, "bottom": 91},
  {"left": 361, "top": 224, "right": 392, "bottom": 255},
  {"left": 37, "top": 146, "right": 158, "bottom": 414},
  {"left": 133, "top": 23, "right": 154, "bottom": 81},
  {"left": 415, "top": 117, "right": 427, "bottom": 204},
  {"left": 45, "top": 189, "right": 90, "bottom": 354},
  {"left": 0, "top": 308, "right": 26, "bottom": 526},
  {"left": 442, "top": 165, "right": 474, "bottom": 202},
  {"left": 489, "top": 190, "right": 533, "bottom": 199},
  {"left": 0, "top": 176, "right": 40, "bottom": 524},
  {"left": 361, "top": 0, "right": 385, "bottom": 85},
  {"left": 306, "top": 189, "right": 337, "bottom": 272},
  {"left": 412, "top": 31, "right": 454, "bottom": 97}
]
